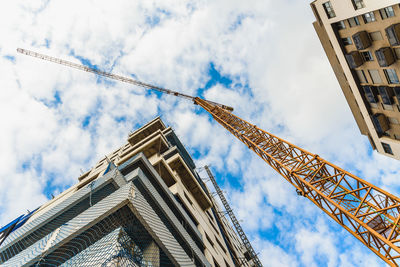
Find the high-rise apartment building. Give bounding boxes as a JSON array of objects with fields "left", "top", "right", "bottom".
[
  {"left": 0, "top": 118, "right": 255, "bottom": 266},
  {"left": 311, "top": 0, "right": 400, "bottom": 159}
]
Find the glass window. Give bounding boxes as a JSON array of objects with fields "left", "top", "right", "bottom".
[
  {"left": 361, "top": 51, "right": 374, "bottom": 61},
  {"left": 352, "top": 0, "right": 365, "bottom": 10},
  {"left": 380, "top": 6, "right": 395, "bottom": 19},
  {"left": 342, "top": 37, "right": 352, "bottom": 45},
  {"left": 363, "top": 86, "right": 377, "bottom": 103},
  {"left": 369, "top": 70, "right": 383, "bottom": 84},
  {"left": 381, "top": 142, "right": 393, "bottom": 155},
  {"left": 356, "top": 70, "right": 368, "bottom": 83},
  {"left": 322, "top": 1, "right": 336, "bottom": 18},
  {"left": 370, "top": 31, "right": 383, "bottom": 41},
  {"left": 348, "top": 17, "right": 360, "bottom": 27},
  {"left": 336, "top": 21, "right": 346, "bottom": 30},
  {"left": 386, "top": 25, "right": 400, "bottom": 46},
  {"left": 363, "top": 12, "right": 376, "bottom": 23},
  {"left": 384, "top": 69, "right": 400, "bottom": 84},
  {"left": 378, "top": 86, "right": 393, "bottom": 105}
]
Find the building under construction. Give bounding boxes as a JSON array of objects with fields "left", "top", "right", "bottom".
[{"left": 0, "top": 117, "right": 258, "bottom": 266}]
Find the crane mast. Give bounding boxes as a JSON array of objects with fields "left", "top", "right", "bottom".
[
  {"left": 204, "top": 165, "right": 262, "bottom": 267},
  {"left": 17, "top": 48, "right": 400, "bottom": 266}
]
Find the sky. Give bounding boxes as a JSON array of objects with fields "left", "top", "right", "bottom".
[{"left": 1, "top": 0, "right": 400, "bottom": 266}]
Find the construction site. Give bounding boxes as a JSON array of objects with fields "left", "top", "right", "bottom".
[{"left": 2, "top": 1, "right": 400, "bottom": 267}]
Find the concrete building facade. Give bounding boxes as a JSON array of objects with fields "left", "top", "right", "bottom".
[
  {"left": 0, "top": 118, "right": 254, "bottom": 266},
  {"left": 311, "top": 0, "right": 400, "bottom": 159}
]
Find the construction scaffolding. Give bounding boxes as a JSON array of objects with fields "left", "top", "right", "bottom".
[{"left": 32, "top": 206, "right": 171, "bottom": 266}]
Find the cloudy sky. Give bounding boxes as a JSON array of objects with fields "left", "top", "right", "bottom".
[{"left": 1, "top": 0, "right": 400, "bottom": 266}]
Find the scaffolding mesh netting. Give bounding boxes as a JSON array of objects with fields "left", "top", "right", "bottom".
[
  {"left": 0, "top": 183, "right": 117, "bottom": 264},
  {"left": 30, "top": 205, "right": 174, "bottom": 266}
]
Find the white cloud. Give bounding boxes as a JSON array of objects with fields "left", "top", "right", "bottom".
[
  {"left": 295, "top": 219, "right": 339, "bottom": 267},
  {"left": 257, "top": 240, "right": 298, "bottom": 267},
  {"left": 0, "top": 0, "right": 399, "bottom": 266}
]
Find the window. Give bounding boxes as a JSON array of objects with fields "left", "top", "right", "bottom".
[
  {"left": 368, "top": 69, "right": 382, "bottom": 84},
  {"left": 346, "top": 51, "right": 363, "bottom": 69},
  {"left": 361, "top": 51, "right": 374, "bottom": 61},
  {"left": 380, "top": 6, "right": 395, "bottom": 19},
  {"left": 389, "top": 117, "right": 399, "bottom": 125},
  {"left": 348, "top": 17, "right": 360, "bottom": 27},
  {"left": 336, "top": 21, "right": 346, "bottom": 30},
  {"left": 363, "top": 12, "right": 376, "bottom": 23},
  {"left": 378, "top": 86, "right": 393, "bottom": 105},
  {"left": 375, "top": 47, "right": 395, "bottom": 67},
  {"left": 372, "top": 114, "right": 390, "bottom": 135},
  {"left": 362, "top": 86, "right": 378, "bottom": 103},
  {"left": 384, "top": 69, "right": 400, "bottom": 84},
  {"left": 370, "top": 31, "right": 383, "bottom": 41},
  {"left": 353, "top": 31, "right": 371, "bottom": 50},
  {"left": 352, "top": 0, "right": 365, "bottom": 10},
  {"left": 342, "top": 37, "right": 352, "bottom": 45},
  {"left": 386, "top": 24, "right": 400, "bottom": 46},
  {"left": 356, "top": 70, "right": 368, "bottom": 83},
  {"left": 382, "top": 142, "right": 393, "bottom": 155},
  {"left": 322, "top": 1, "right": 336, "bottom": 18}
]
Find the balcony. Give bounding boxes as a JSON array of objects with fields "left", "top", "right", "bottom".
[
  {"left": 377, "top": 86, "right": 394, "bottom": 105},
  {"left": 345, "top": 51, "right": 363, "bottom": 69},
  {"left": 352, "top": 31, "right": 371, "bottom": 50},
  {"left": 362, "top": 86, "right": 378, "bottom": 104},
  {"left": 385, "top": 24, "right": 400, "bottom": 46},
  {"left": 393, "top": 87, "right": 400, "bottom": 103},
  {"left": 372, "top": 113, "right": 390, "bottom": 136},
  {"left": 375, "top": 47, "right": 395, "bottom": 67}
]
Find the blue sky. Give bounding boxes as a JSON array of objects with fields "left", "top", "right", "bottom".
[{"left": 1, "top": 0, "right": 400, "bottom": 266}]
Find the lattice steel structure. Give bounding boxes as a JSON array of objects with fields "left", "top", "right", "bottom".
[
  {"left": 196, "top": 98, "right": 400, "bottom": 266},
  {"left": 204, "top": 166, "right": 262, "bottom": 267},
  {"left": 17, "top": 48, "right": 400, "bottom": 266}
]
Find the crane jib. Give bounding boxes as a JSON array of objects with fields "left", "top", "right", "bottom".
[{"left": 16, "top": 48, "right": 233, "bottom": 112}]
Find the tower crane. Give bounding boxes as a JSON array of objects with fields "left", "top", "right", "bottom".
[{"left": 17, "top": 48, "right": 400, "bottom": 266}]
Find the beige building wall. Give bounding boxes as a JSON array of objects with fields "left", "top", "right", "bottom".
[
  {"left": 311, "top": 0, "right": 400, "bottom": 160},
  {"left": 28, "top": 117, "right": 253, "bottom": 267}
]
